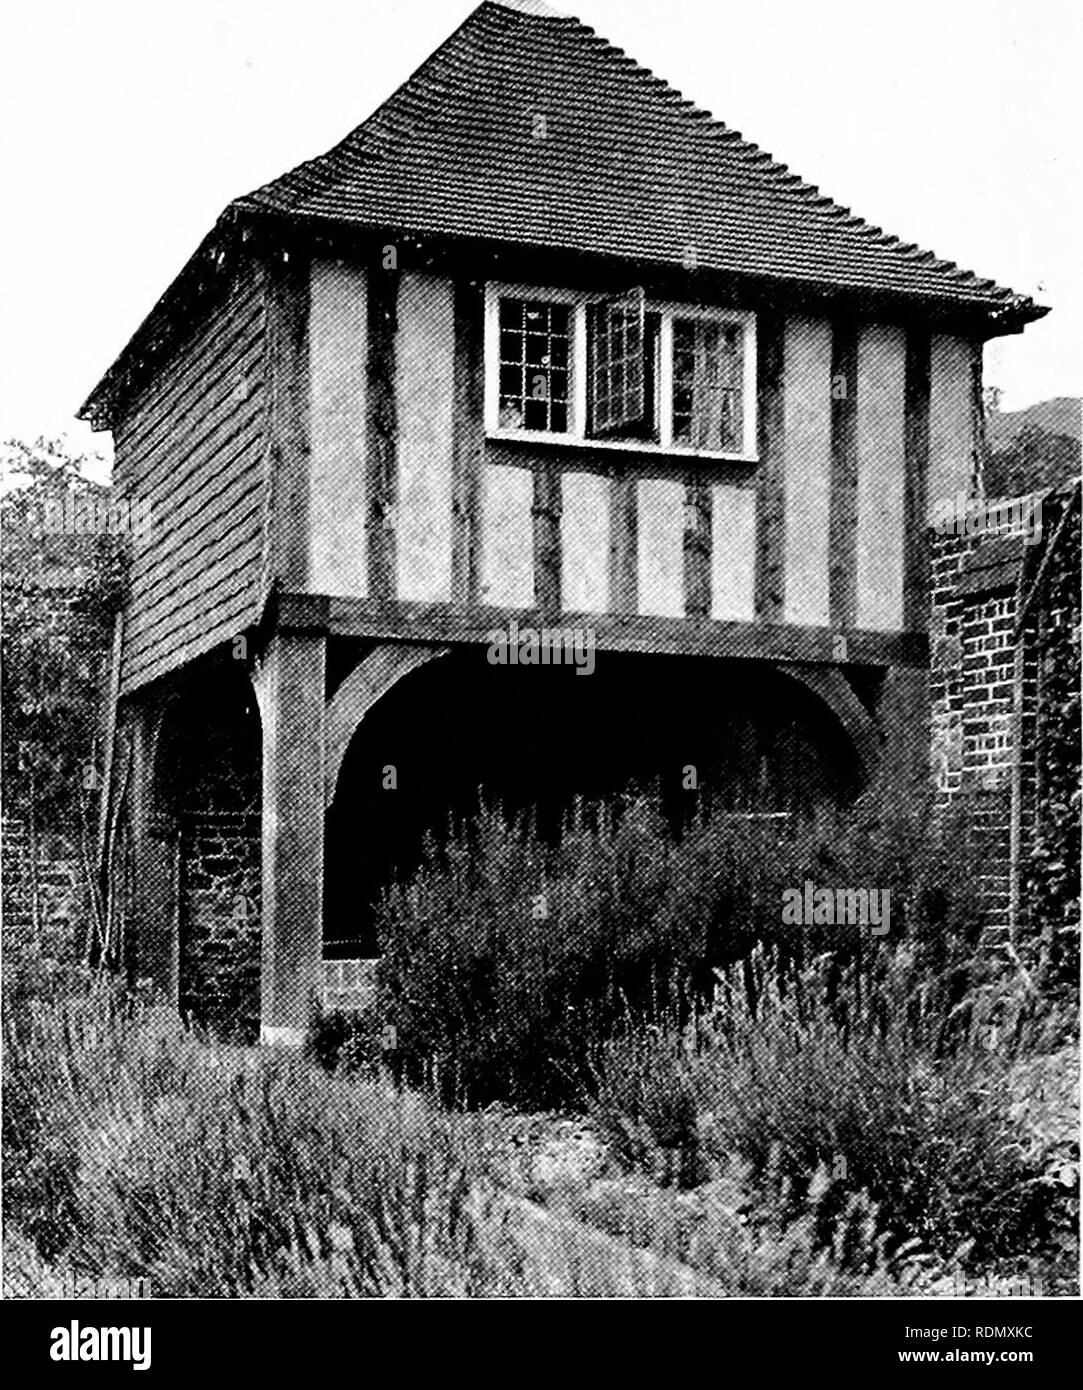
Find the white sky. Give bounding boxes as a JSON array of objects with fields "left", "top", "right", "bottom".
[{"left": 1, "top": 0, "right": 1079, "bottom": 477}]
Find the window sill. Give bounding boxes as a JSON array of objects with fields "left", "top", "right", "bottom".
[{"left": 487, "top": 428, "right": 759, "bottom": 466}]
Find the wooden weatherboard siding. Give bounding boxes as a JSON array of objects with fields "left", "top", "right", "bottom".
[{"left": 113, "top": 260, "right": 267, "bottom": 693}]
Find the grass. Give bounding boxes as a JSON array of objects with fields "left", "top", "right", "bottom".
[
  {"left": 587, "top": 947, "right": 1078, "bottom": 1291},
  {"left": 5, "top": 785, "right": 1075, "bottom": 1298},
  {"left": 2, "top": 981, "right": 1011, "bottom": 1299}
]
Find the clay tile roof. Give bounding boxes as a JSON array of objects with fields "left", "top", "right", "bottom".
[
  {"left": 80, "top": 0, "right": 1047, "bottom": 427},
  {"left": 237, "top": 0, "right": 1039, "bottom": 311}
]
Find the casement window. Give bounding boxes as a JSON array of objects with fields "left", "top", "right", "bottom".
[{"left": 485, "top": 283, "right": 757, "bottom": 460}]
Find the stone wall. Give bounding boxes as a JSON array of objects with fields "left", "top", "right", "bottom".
[
  {"left": 160, "top": 682, "right": 263, "bottom": 1041},
  {"left": 178, "top": 810, "right": 261, "bottom": 1040}
]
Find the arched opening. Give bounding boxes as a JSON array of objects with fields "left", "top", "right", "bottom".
[
  {"left": 323, "top": 646, "right": 863, "bottom": 959},
  {"left": 155, "top": 662, "right": 262, "bottom": 1040}
]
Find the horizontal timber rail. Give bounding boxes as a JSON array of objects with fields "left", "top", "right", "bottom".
[{"left": 272, "top": 593, "right": 929, "bottom": 668}]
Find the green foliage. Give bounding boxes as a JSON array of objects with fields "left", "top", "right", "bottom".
[
  {"left": 556, "top": 1154, "right": 935, "bottom": 1296},
  {"left": 303, "top": 1002, "right": 386, "bottom": 1077},
  {"left": 374, "top": 798, "right": 686, "bottom": 1108},
  {"left": 985, "top": 422, "right": 1079, "bottom": 498}
]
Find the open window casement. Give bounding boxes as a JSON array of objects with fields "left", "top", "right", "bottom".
[
  {"left": 485, "top": 281, "right": 756, "bottom": 459},
  {"left": 590, "top": 288, "right": 647, "bottom": 436}
]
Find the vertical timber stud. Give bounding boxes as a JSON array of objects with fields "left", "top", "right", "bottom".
[
  {"left": 534, "top": 462, "right": 562, "bottom": 616},
  {"left": 366, "top": 262, "right": 399, "bottom": 599},
  {"left": 829, "top": 320, "right": 858, "bottom": 631},
  {"left": 256, "top": 632, "right": 326, "bottom": 1045},
  {"left": 263, "top": 236, "right": 321, "bottom": 1044},
  {"left": 609, "top": 470, "right": 638, "bottom": 615},
  {"left": 684, "top": 474, "right": 712, "bottom": 618},
  {"left": 452, "top": 279, "right": 484, "bottom": 605},
  {"left": 754, "top": 309, "right": 786, "bottom": 621},
  {"left": 267, "top": 245, "right": 312, "bottom": 590},
  {"left": 903, "top": 330, "right": 931, "bottom": 633},
  {"left": 970, "top": 341, "right": 986, "bottom": 498},
  {"left": 875, "top": 664, "right": 930, "bottom": 793}
]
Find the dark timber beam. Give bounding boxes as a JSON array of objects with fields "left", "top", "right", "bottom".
[
  {"left": 829, "top": 319, "right": 858, "bottom": 630},
  {"left": 904, "top": 330, "right": 931, "bottom": 632},
  {"left": 283, "top": 594, "right": 928, "bottom": 667},
  {"left": 265, "top": 247, "right": 311, "bottom": 592},
  {"left": 777, "top": 663, "right": 883, "bottom": 782},
  {"left": 451, "top": 279, "right": 484, "bottom": 605},
  {"left": 754, "top": 308, "right": 786, "bottom": 622},
  {"left": 365, "top": 264, "right": 399, "bottom": 599},
  {"left": 325, "top": 643, "right": 451, "bottom": 809}
]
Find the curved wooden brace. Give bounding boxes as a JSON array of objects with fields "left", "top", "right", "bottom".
[
  {"left": 325, "top": 643, "right": 451, "bottom": 808},
  {"left": 775, "top": 662, "right": 882, "bottom": 783}
]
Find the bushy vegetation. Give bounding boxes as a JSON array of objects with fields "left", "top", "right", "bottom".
[
  {"left": 5, "top": 768, "right": 1075, "bottom": 1297},
  {"left": 3, "top": 985, "right": 522, "bottom": 1296},
  {"left": 6, "top": 983, "right": 956, "bottom": 1299},
  {"left": 1, "top": 438, "right": 126, "bottom": 828},
  {"left": 589, "top": 948, "right": 1076, "bottom": 1285},
  {"left": 369, "top": 781, "right": 990, "bottom": 1110}
]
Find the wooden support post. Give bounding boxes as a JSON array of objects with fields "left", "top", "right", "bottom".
[
  {"left": 875, "top": 665, "right": 931, "bottom": 794},
  {"left": 127, "top": 700, "right": 178, "bottom": 1006},
  {"left": 533, "top": 462, "right": 562, "bottom": 617},
  {"left": 452, "top": 278, "right": 484, "bottom": 605},
  {"left": 254, "top": 632, "right": 326, "bottom": 1045},
  {"left": 366, "top": 264, "right": 399, "bottom": 599},
  {"left": 684, "top": 475, "right": 712, "bottom": 620}
]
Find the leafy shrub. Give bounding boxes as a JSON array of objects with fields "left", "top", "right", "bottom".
[
  {"left": 374, "top": 799, "right": 690, "bottom": 1108},
  {"left": 372, "top": 779, "right": 993, "bottom": 1110},
  {"left": 304, "top": 1003, "right": 386, "bottom": 1077}
]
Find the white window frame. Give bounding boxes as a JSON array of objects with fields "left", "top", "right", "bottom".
[{"left": 484, "top": 281, "right": 758, "bottom": 462}]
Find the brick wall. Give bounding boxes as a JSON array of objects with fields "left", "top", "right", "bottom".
[
  {"left": 929, "top": 483, "right": 1076, "bottom": 942},
  {"left": 1, "top": 816, "right": 89, "bottom": 958}
]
